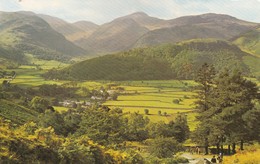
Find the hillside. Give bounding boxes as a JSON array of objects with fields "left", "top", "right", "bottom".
[
  {"left": 0, "top": 99, "right": 37, "bottom": 125},
  {"left": 0, "top": 11, "right": 86, "bottom": 61},
  {"left": 39, "top": 14, "right": 99, "bottom": 42},
  {"left": 74, "top": 12, "right": 258, "bottom": 54},
  {"left": 233, "top": 27, "right": 260, "bottom": 57},
  {"left": 1, "top": 11, "right": 258, "bottom": 57},
  {"left": 135, "top": 13, "right": 258, "bottom": 47},
  {"left": 0, "top": 45, "right": 26, "bottom": 68},
  {"left": 75, "top": 16, "right": 149, "bottom": 54},
  {"left": 45, "top": 39, "right": 253, "bottom": 81}
]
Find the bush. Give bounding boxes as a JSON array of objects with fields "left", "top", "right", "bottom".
[
  {"left": 172, "top": 99, "right": 180, "bottom": 104},
  {"left": 175, "top": 156, "right": 189, "bottom": 163},
  {"left": 149, "top": 137, "right": 182, "bottom": 158},
  {"left": 144, "top": 109, "right": 149, "bottom": 115},
  {"left": 158, "top": 110, "right": 162, "bottom": 116}
]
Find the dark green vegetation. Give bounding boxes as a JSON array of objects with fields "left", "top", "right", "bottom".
[
  {"left": 0, "top": 99, "right": 37, "bottom": 125},
  {"left": 0, "top": 45, "right": 25, "bottom": 68},
  {"left": 0, "top": 11, "right": 86, "bottom": 63},
  {"left": 192, "top": 64, "right": 260, "bottom": 155},
  {"left": 0, "top": 79, "right": 191, "bottom": 163},
  {"left": 45, "top": 39, "right": 257, "bottom": 80}
]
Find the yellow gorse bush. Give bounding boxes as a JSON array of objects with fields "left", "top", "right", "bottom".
[{"left": 224, "top": 149, "right": 260, "bottom": 164}]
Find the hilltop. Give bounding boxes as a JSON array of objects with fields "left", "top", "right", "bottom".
[
  {"left": 75, "top": 12, "right": 258, "bottom": 54},
  {"left": 0, "top": 11, "right": 259, "bottom": 57}
]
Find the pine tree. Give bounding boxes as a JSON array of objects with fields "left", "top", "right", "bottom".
[{"left": 193, "top": 67, "right": 259, "bottom": 154}]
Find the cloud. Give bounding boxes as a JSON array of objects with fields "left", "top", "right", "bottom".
[{"left": 0, "top": 0, "right": 259, "bottom": 24}]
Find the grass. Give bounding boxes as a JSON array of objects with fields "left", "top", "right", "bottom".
[
  {"left": 6, "top": 67, "right": 63, "bottom": 87},
  {"left": 0, "top": 99, "right": 38, "bottom": 125},
  {"left": 1, "top": 63, "right": 200, "bottom": 128},
  {"left": 25, "top": 54, "right": 69, "bottom": 70},
  {"left": 104, "top": 82, "right": 198, "bottom": 124},
  {"left": 223, "top": 144, "right": 260, "bottom": 164},
  {"left": 54, "top": 106, "right": 69, "bottom": 113}
]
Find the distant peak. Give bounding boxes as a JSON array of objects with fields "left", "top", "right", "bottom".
[
  {"left": 129, "top": 12, "right": 149, "bottom": 17},
  {"left": 200, "top": 13, "right": 235, "bottom": 19}
]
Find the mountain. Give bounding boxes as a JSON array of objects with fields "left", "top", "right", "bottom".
[
  {"left": 38, "top": 14, "right": 99, "bottom": 42},
  {"left": 75, "top": 14, "right": 150, "bottom": 54},
  {"left": 1, "top": 11, "right": 259, "bottom": 59},
  {"left": 135, "top": 13, "right": 258, "bottom": 47},
  {"left": 72, "top": 21, "right": 99, "bottom": 39},
  {"left": 45, "top": 39, "right": 254, "bottom": 81},
  {"left": 0, "top": 11, "right": 86, "bottom": 61},
  {"left": 114, "top": 12, "right": 165, "bottom": 30},
  {"left": 74, "top": 12, "right": 258, "bottom": 54}
]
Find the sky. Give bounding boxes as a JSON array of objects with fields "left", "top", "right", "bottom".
[{"left": 0, "top": 0, "right": 260, "bottom": 24}]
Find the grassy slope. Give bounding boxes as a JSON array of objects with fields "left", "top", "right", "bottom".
[
  {"left": 233, "top": 27, "right": 260, "bottom": 57},
  {"left": 0, "top": 99, "right": 38, "bottom": 125},
  {"left": 54, "top": 39, "right": 253, "bottom": 81},
  {"left": 0, "top": 12, "right": 86, "bottom": 61},
  {"left": 233, "top": 27, "right": 260, "bottom": 77}
]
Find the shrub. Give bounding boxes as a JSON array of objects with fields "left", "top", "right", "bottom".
[
  {"left": 144, "top": 109, "right": 149, "bottom": 115},
  {"left": 149, "top": 137, "right": 182, "bottom": 158},
  {"left": 172, "top": 99, "right": 180, "bottom": 104},
  {"left": 158, "top": 110, "right": 162, "bottom": 116}
]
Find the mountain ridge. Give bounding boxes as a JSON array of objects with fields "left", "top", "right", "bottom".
[{"left": 72, "top": 12, "right": 259, "bottom": 54}]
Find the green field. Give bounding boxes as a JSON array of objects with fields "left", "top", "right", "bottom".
[
  {"left": 103, "top": 81, "right": 198, "bottom": 124},
  {"left": 1, "top": 62, "right": 200, "bottom": 128}
]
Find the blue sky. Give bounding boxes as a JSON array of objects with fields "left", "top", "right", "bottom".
[{"left": 0, "top": 0, "right": 259, "bottom": 24}]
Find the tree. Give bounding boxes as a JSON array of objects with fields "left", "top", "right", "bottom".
[
  {"left": 194, "top": 63, "right": 216, "bottom": 112},
  {"left": 126, "top": 113, "right": 149, "bottom": 141},
  {"left": 149, "top": 137, "right": 182, "bottom": 158},
  {"left": 193, "top": 68, "right": 259, "bottom": 154},
  {"left": 38, "top": 110, "right": 68, "bottom": 136},
  {"left": 170, "top": 113, "right": 190, "bottom": 143},
  {"left": 30, "top": 96, "right": 50, "bottom": 113},
  {"left": 144, "top": 109, "right": 149, "bottom": 115},
  {"left": 76, "top": 109, "right": 126, "bottom": 144}
]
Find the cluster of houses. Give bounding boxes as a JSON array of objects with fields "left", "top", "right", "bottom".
[{"left": 58, "top": 89, "right": 118, "bottom": 108}]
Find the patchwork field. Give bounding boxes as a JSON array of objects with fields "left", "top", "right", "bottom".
[
  {"left": 103, "top": 80, "right": 198, "bottom": 125},
  {"left": 1, "top": 62, "right": 201, "bottom": 128}
]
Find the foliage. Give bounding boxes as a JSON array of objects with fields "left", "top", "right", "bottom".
[
  {"left": 149, "top": 137, "right": 183, "bottom": 158},
  {"left": 192, "top": 65, "right": 259, "bottom": 154},
  {"left": 38, "top": 84, "right": 78, "bottom": 99},
  {"left": 0, "top": 99, "right": 38, "bottom": 125},
  {"left": 76, "top": 108, "right": 127, "bottom": 144},
  {"left": 125, "top": 113, "right": 150, "bottom": 141},
  {"left": 146, "top": 113, "right": 190, "bottom": 143},
  {"left": 0, "top": 116, "right": 144, "bottom": 164},
  {"left": 45, "top": 39, "right": 252, "bottom": 80},
  {"left": 224, "top": 149, "right": 260, "bottom": 164},
  {"left": 144, "top": 109, "right": 149, "bottom": 115},
  {"left": 30, "top": 96, "right": 50, "bottom": 113}
]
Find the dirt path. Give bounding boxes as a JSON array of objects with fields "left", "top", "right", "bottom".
[{"left": 181, "top": 153, "right": 212, "bottom": 164}]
